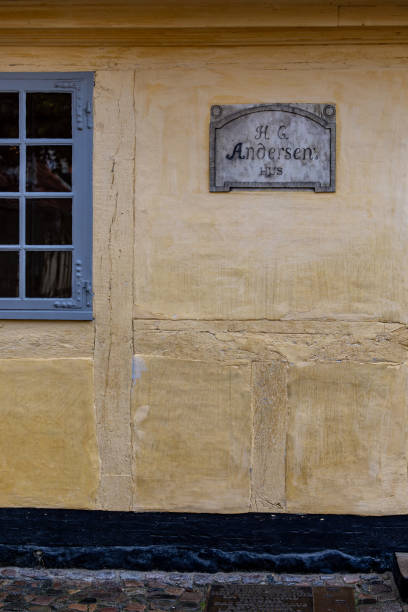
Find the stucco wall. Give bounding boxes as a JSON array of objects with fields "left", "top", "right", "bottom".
[{"left": 1, "top": 41, "right": 408, "bottom": 514}]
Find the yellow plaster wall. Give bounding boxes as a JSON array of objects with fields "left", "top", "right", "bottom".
[
  {"left": 133, "top": 64, "right": 408, "bottom": 322},
  {"left": 0, "top": 39, "right": 408, "bottom": 514},
  {"left": 0, "top": 358, "right": 98, "bottom": 508},
  {"left": 131, "top": 356, "right": 251, "bottom": 512},
  {"left": 286, "top": 362, "right": 408, "bottom": 514}
]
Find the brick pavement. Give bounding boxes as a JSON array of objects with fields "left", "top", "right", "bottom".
[{"left": 0, "top": 568, "right": 404, "bottom": 611}]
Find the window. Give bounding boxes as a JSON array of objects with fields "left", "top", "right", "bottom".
[{"left": 0, "top": 72, "right": 93, "bottom": 319}]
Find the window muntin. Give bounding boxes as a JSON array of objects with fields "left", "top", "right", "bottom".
[{"left": 0, "top": 73, "right": 93, "bottom": 319}]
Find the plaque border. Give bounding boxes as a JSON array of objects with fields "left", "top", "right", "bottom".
[{"left": 209, "top": 103, "right": 336, "bottom": 193}]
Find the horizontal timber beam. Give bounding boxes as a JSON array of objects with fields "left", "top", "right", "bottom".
[{"left": 0, "top": 26, "right": 408, "bottom": 46}]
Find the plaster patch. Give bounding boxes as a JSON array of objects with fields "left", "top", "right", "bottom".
[{"left": 132, "top": 355, "right": 147, "bottom": 385}]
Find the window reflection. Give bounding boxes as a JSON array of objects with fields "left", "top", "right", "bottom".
[
  {"left": 0, "top": 199, "right": 19, "bottom": 244},
  {"left": 26, "top": 198, "right": 72, "bottom": 245},
  {"left": 26, "top": 146, "right": 72, "bottom": 192},
  {"left": 26, "top": 251, "right": 72, "bottom": 298},
  {"left": 0, "top": 146, "right": 19, "bottom": 192},
  {"left": 0, "top": 252, "right": 19, "bottom": 297},
  {"left": 0, "top": 93, "right": 19, "bottom": 138},
  {"left": 27, "top": 93, "right": 71, "bottom": 139}
]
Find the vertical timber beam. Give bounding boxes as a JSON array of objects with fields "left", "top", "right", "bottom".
[
  {"left": 251, "top": 361, "right": 288, "bottom": 512},
  {"left": 93, "top": 71, "right": 135, "bottom": 509}
]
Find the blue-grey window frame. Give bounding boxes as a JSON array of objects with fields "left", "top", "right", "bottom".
[{"left": 0, "top": 72, "right": 93, "bottom": 320}]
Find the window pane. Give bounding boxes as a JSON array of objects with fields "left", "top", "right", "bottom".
[
  {"left": 26, "top": 250, "right": 71, "bottom": 298},
  {"left": 26, "top": 198, "right": 72, "bottom": 245},
  {"left": 0, "top": 93, "right": 19, "bottom": 138},
  {"left": 0, "top": 251, "right": 19, "bottom": 297},
  {"left": 26, "top": 146, "right": 71, "bottom": 192},
  {"left": 0, "top": 199, "right": 19, "bottom": 244},
  {"left": 0, "top": 146, "right": 19, "bottom": 192},
  {"left": 26, "top": 93, "right": 71, "bottom": 139}
]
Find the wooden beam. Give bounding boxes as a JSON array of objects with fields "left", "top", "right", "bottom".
[{"left": 0, "top": 26, "right": 408, "bottom": 47}]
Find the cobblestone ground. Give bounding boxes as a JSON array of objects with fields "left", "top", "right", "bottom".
[{"left": 0, "top": 568, "right": 404, "bottom": 611}]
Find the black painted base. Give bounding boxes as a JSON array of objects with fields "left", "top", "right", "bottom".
[{"left": 0, "top": 509, "right": 405, "bottom": 573}]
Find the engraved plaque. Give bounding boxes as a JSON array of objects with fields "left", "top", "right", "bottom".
[
  {"left": 313, "top": 586, "right": 356, "bottom": 612},
  {"left": 205, "top": 585, "right": 355, "bottom": 612},
  {"left": 206, "top": 585, "right": 313, "bottom": 612},
  {"left": 209, "top": 104, "right": 336, "bottom": 192}
]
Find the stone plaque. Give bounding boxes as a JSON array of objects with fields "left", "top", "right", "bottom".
[
  {"left": 209, "top": 104, "right": 336, "bottom": 192},
  {"left": 205, "top": 585, "right": 355, "bottom": 612}
]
